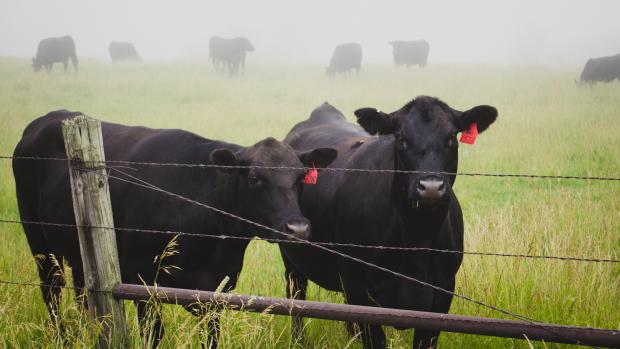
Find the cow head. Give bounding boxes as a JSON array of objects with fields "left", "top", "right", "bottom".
[
  {"left": 210, "top": 137, "right": 336, "bottom": 241},
  {"left": 32, "top": 58, "right": 41, "bottom": 72},
  {"left": 578, "top": 58, "right": 595, "bottom": 84},
  {"left": 355, "top": 96, "right": 497, "bottom": 210},
  {"left": 241, "top": 38, "right": 255, "bottom": 52}
]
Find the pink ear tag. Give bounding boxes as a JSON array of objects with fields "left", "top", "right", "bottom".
[
  {"left": 303, "top": 167, "right": 318, "bottom": 185},
  {"left": 459, "top": 122, "right": 478, "bottom": 145}
]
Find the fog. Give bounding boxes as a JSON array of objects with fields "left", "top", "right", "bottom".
[{"left": 1, "top": 0, "right": 619, "bottom": 66}]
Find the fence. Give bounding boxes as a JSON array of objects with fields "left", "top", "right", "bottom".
[{"left": 1, "top": 115, "right": 619, "bottom": 348}]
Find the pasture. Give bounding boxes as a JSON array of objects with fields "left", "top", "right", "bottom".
[{"left": 0, "top": 58, "right": 618, "bottom": 348}]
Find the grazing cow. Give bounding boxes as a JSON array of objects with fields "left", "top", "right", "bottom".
[
  {"left": 32, "top": 36, "right": 78, "bottom": 72},
  {"left": 388, "top": 40, "right": 430, "bottom": 67},
  {"left": 578, "top": 54, "right": 620, "bottom": 84},
  {"left": 13, "top": 110, "right": 337, "bottom": 348},
  {"left": 209, "top": 36, "right": 255, "bottom": 76},
  {"left": 326, "top": 42, "right": 362, "bottom": 76},
  {"left": 281, "top": 97, "right": 497, "bottom": 348},
  {"left": 109, "top": 41, "right": 141, "bottom": 64}
]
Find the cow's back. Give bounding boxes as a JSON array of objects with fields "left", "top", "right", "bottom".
[
  {"left": 36, "top": 36, "right": 76, "bottom": 63},
  {"left": 391, "top": 40, "right": 429, "bottom": 66},
  {"left": 580, "top": 54, "right": 620, "bottom": 82},
  {"left": 13, "top": 110, "right": 243, "bottom": 285},
  {"left": 597, "top": 54, "right": 620, "bottom": 81},
  {"left": 285, "top": 102, "right": 368, "bottom": 155},
  {"left": 329, "top": 43, "right": 362, "bottom": 72},
  {"left": 109, "top": 42, "right": 139, "bottom": 61}
]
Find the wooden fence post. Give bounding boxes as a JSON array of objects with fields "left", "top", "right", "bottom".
[{"left": 62, "top": 115, "right": 128, "bottom": 348}]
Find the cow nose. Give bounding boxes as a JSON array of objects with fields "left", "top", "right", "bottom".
[
  {"left": 416, "top": 178, "right": 447, "bottom": 201},
  {"left": 284, "top": 221, "right": 310, "bottom": 240}
]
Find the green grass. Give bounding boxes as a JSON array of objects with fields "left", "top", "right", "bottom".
[{"left": 0, "top": 58, "right": 618, "bottom": 348}]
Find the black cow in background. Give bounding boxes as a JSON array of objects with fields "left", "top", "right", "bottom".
[
  {"left": 209, "top": 36, "right": 255, "bottom": 76},
  {"left": 13, "top": 110, "right": 337, "bottom": 348},
  {"left": 326, "top": 42, "right": 362, "bottom": 76},
  {"left": 109, "top": 41, "right": 141, "bottom": 64},
  {"left": 281, "top": 97, "right": 497, "bottom": 348},
  {"left": 32, "top": 36, "right": 78, "bottom": 72},
  {"left": 578, "top": 54, "right": 620, "bottom": 84},
  {"left": 389, "top": 40, "right": 430, "bottom": 67}
]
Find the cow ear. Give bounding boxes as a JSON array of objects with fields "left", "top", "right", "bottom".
[
  {"left": 456, "top": 105, "right": 498, "bottom": 133},
  {"left": 209, "top": 148, "right": 238, "bottom": 174},
  {"left": 298, "top": 148, "right": 338, "bottom": 169},
  {"left": 354, "top": 108, "right": 398, "bottom": 135}
]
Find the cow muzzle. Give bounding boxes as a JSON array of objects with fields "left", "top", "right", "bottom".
[
  {"left": 283, "top": 219, "right": 310, "bottom": 240},
  {"left": 410, "top": 176, "right": 448, "bottom": 206}
]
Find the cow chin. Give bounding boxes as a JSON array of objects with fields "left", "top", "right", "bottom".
[{"left": 410, "top": 197, "right": 450, "bottom": 211}]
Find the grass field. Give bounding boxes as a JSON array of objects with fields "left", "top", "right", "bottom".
[{"left": 0, "top": 58, "right": 618, "bottom": 348}]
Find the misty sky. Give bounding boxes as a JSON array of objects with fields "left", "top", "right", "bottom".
[{"left": 1, "top": 0, "right": 619, "bottom": 66}]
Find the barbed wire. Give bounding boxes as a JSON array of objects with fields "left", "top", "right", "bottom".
[
  {"left": 1, "top": 156, "right": 616, "bottom": 345},
  {"left": 3, "top": 155, "right": 620, "bottom": 181},
  {"left": 2, "top": 218, "right": 618, "bottom": 264},
  {"left": 96, "top": 167, "right": 606, "bottom": 346}
]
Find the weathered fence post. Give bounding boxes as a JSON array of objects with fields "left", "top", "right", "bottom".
[{"left": 62, "top": 115, "right": 128, "bottom": 348}]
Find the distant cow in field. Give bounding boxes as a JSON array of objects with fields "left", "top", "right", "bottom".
[
  {"left": 32, "top": 36, "right": 78, "bottom": 72},
  {"left": 282, "top": 97, "right": 498, "bottom": 348},
  {"left": 13, "top": 110, "right": 337, "bottom": 348},
  {"left": 388, "top": 40, "right": 430, "bottom": 67},
  {"left": 109, "top": 41, "right": 141, "bottom": 64},
  {"left": 326, "top": 42, "right": 362, "bottom": 76},
  {"left": 209, "top": 36, "right": 255, "bottom": 76},
  {"left": 578, "top": 54, "right": 620, "bottom": 84}
]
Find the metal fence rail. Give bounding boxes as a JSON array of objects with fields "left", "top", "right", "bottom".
[
  {"left": 1, "top": 278, "right": 618, "bottom": 347},
  {"left": 111, "top": 283, "right": 620, "bottom": 348}
]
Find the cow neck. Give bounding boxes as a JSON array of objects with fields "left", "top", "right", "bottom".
[
  {"left": 211, "top": 175, "right": 247, "bottom": 238},
  {"left": 390, "top": 136, "right": 449, "bottom": 246}
]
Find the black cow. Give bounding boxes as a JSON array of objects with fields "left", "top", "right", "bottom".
[
  {"left": 281, "top": 97, "right": 497, "bottom": 348},
  {"left": 578, "top": 54, "right": 620, "bottom": 84},
  {"left": 388, "top": 40, "right": 430, "bottom": 67},
  {"left": 32, "top": 36, "right": 79, "bottom": 72},
  {"left": 13, "top": 110, "right": 337, "bottom": 348},
  {"left": 209, "top": 36, "right": 255, "bottom": 76},
  {"left": 326, "top": 42, "right": 362, "bottom": 76},
  {"left": 109, "top": 41, "right": 141, "bottom": 64}
]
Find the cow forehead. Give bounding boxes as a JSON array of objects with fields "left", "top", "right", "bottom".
[
  {"left": 400, "top": 99, "right": 456, "bottom": 134},
  {"left": 242, "top": 139, "right": 301, "bottom": 167},
  {"left": 242, "top": 141, "right": 304, "bottom": 183}
]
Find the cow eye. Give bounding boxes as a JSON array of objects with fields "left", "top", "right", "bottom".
[{"left": 249, "top": 175, "right": 262, "bottom": 185}]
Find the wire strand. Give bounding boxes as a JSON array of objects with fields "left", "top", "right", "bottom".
[
  {"left": 0, "top": 157, "right": 612, "bottom": 345},
  {"left": 2, "top": 218, "right": 618, "bottom": 264},
  {"left": 97, "top": 167, "right": 599, "bottom": 345},
  {"left": 3, "top": 155, "right": 619, "bottom": 181}
]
